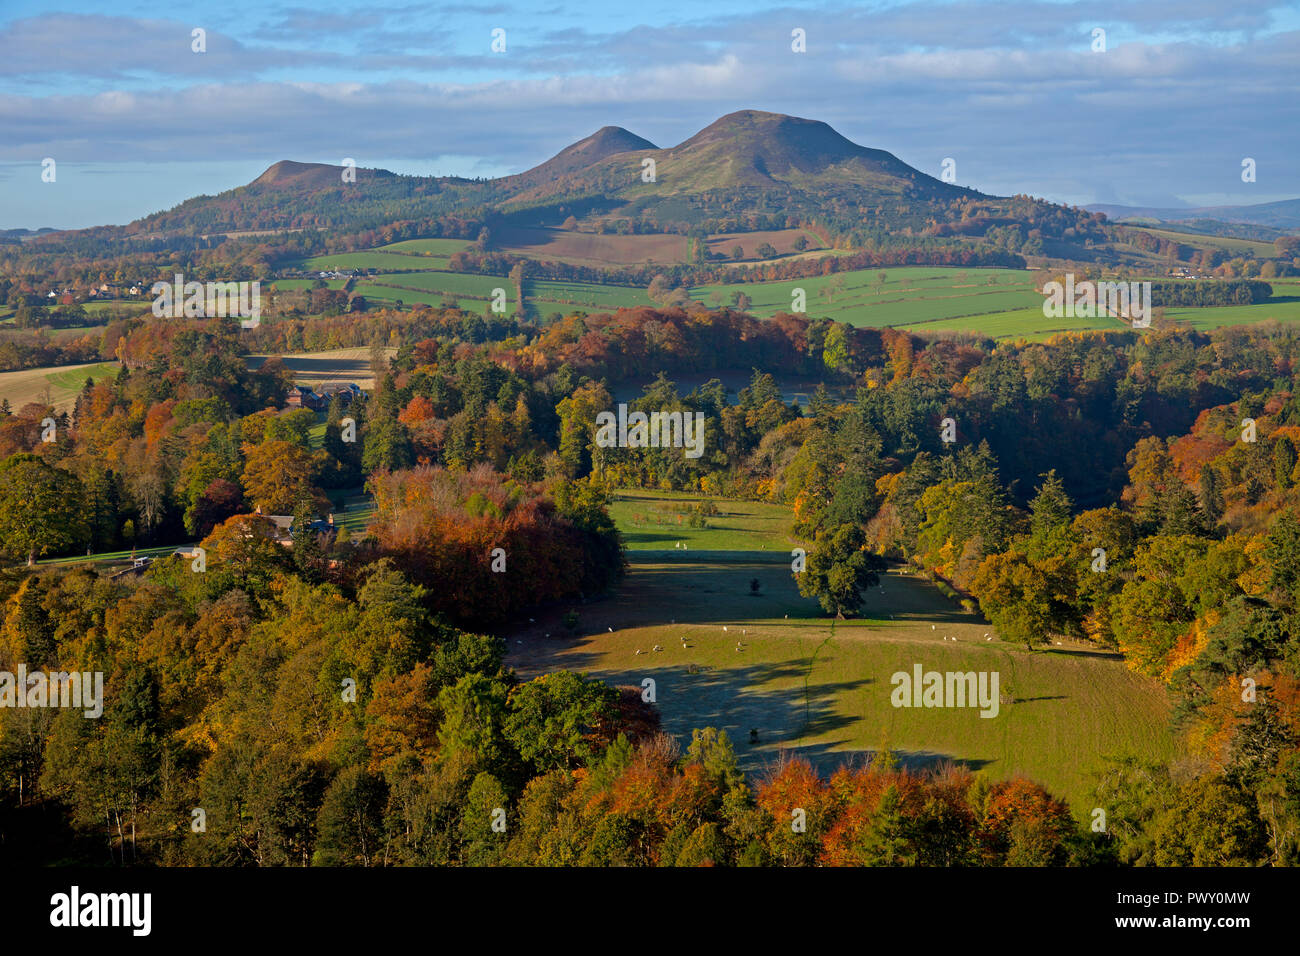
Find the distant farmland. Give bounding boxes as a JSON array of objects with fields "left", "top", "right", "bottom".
[
  {"left": 245, "top": 347, "right": 396, "bottom": 390},
  {"left": 0, "top": 360, "right": 119, "bottom": 412},
  {"left": 689, "top": 266, "right": 1042, "bottom": 328},
  {"left": 496, "top": 226, "right": 690, "bottom": 266}
]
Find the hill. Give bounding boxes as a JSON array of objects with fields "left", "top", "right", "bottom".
[
  {"left": 1089, "top": 197, "right": 1300, "bottom": 232},
  {"left": 47, "top": 111, "right": 989, "bottom": 241},
  {"left": 504, "top": 125, "right": 658, "bottom": 189},
  {"left": 500, "top": 110, "right": 980, "bottom": 225}
]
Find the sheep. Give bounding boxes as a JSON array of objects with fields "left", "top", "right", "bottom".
[{"left": 653, "top": 644, "right": 663, "bottom": 652}]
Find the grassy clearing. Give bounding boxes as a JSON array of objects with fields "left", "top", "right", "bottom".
[
  {"left": 507, "top": 557, "right": 1174, "bottom": 814},
  {"left": 609, "top": 490, "right": 795, "bottom": 551}
]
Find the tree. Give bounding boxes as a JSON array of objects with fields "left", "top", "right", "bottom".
[
  {"left": 0, "top": 454, "right": 88, "bottom": 564},
  {"left": 312, "top": 766, "right": 387, "bottom": 866},
  {"left": 504, "top": 671, "right": 618, "bottom": 771},
  {"left": 1028, "top": 470, "right": 1072, "bottom": 544},
  {"left": 756, "top": 242, "right": 777, "bottom": 259},
  {"left": 797, "top": 523, "right": 885, "bottom": 618},
  {"left": 822, "top": 323, "right": 850, "bottom": 372},
  {"left": 241, "top": 439, "right": 322, "bottom": 514}
]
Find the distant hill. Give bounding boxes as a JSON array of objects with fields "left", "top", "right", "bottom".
[
  {"left": 502, "top": 110, "right": 976, "bottom": 214},
  {"left": 504, "top": 126, "right": 658, "bottom": 189},
  {"left": 249, "top": 160, "right": 388, "bottom": 190},
  {"left": 58, "top": 110, "right": 987, "bottom": 240},
  {"left": 1089, "top": 197, "right": 1300, "bottom": 232}
]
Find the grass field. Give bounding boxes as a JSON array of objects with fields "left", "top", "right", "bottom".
[
  {"left": 0, "top": 360, "right": 119, "bottom": 412},
  {"left": 506, "top": 556, "right": 1174, "bottom": 815},
  {"left": 609, "top": 490, "right": 795, "bottom": 551},
  {"left": 271, "top": 278, "right": 350, "bottom": 291},
  {"left": 376, "top": 237, "right": 472, "bottom": 258},
  {"left": 688, "top": 266, "right": 1043, "bottom": 328},
  {"left": 356, "top": 270, "right": 654, "bottom": 315}
]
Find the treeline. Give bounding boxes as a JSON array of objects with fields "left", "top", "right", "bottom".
[{"left": 1151, "top": 279, "right": 1273, "bottom": 307}]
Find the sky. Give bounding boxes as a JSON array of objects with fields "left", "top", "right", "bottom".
[{"left": 1, "top": 0, "right": 1297, "bottom": 230}]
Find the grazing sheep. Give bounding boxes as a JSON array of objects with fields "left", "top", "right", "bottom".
[
  {"left": 635, "top": 649, "right": 643, "bottom": 655},
  {"left": 653, "top": 644, "right": 663, "bottom": 652}
]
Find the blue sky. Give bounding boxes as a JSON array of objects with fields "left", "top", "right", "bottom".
[{"left": 2, "top": 0, "right": 1297, "bottom": 229}]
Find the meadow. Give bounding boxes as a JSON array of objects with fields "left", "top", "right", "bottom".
[
  {"left": 609, "top": 489, "right": 796, "bottom": 551},
  {"left": 506, "top": 555, "right": 1175, "bottom": 815}
]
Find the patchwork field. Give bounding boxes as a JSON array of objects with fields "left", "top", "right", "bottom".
[
  {"left": 496, "top": 226, "right": 691, "bottom": 266},
  {"left": 506, "top": 556, "right": 1175, "bottom": 815},
  {"left": 356, "top": 271, "right": 653, "bottom": 315}
]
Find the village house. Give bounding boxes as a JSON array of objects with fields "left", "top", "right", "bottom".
[
  {"left": 286, "top": 382, "right": 362, "bottom": 412},
  {"left": 254, "top": 507, "right": 336, "bottom": 546}
]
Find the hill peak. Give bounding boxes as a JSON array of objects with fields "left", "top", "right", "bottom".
[
  {"left": 249, "top": 160, "right": 395, "bottom": 190},
  {"left": 675, "top": 111, "right": 862, "bottom": 164},
  {"left": 252, "top": 160, "right": 341, "bottom": 186},
  {"left": 512, "top": 125, "right": 658, "bottom": 186}
]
